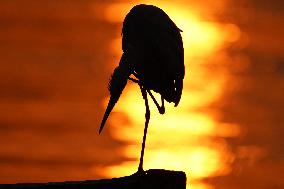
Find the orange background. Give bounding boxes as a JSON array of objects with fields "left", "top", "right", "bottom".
[{"left": 0, "top": 1, "right": 283, "bottom": 189}]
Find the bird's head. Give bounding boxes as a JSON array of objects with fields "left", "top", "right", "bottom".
[{"left": 99, "top": 54, "right": 132, "bottom": 134}]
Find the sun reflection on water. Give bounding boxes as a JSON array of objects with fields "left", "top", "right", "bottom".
[{"left": 102, "top": 1, "right": 241, "bottom": 188}]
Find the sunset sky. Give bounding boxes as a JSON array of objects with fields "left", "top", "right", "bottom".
[{"left": 0, "top": 0, "right": 283, "bottom": 189}]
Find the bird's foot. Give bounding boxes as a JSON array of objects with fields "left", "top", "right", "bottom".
[{"left": 132, "top": 167, "right": 146, "bottom": 177}]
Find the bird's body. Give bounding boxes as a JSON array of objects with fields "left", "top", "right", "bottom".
[
  {"left": 100, "top": 4, "right": 184, "bottom": 172},
  {"left": 122, "top": 4, "right": 184, "bottom": 105}
]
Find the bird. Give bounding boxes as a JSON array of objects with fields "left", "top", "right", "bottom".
[{"left": 99, "top": 4, "right": 184, "bottom": 173}]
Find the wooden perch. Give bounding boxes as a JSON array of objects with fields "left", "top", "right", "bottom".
[{"left": 1, "top": 169, "right": 186, "bottom": 189}]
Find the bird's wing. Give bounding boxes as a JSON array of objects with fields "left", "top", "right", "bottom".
[
  {"left": 121, "top": 4, "right": 184, "bottom": 105},
  {"left": 151, "top": 11, "right": 185, "bottom": 105}
]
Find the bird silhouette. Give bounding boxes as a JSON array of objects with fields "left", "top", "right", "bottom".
[{"left": 99, "top": 4, "right": 184, "bottom": 173}]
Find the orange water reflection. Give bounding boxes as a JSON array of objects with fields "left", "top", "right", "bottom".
[{"left": 102, "top": 1, "right": 242, "bottom": 188}]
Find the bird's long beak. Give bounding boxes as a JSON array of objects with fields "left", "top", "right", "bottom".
[
  {"left": 99, "top": 53, "right": 130, "bottom": 134},
  {"left": 99, "top": 96, "right": 117, "bottom": 134}
]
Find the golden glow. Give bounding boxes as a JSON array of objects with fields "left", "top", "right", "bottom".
[{"left": 102, "top": 1, "right": 242, "bottom": 188}]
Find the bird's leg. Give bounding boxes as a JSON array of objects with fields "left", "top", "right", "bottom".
[
  {"left": 129, "top": 76, "right": 165, "bottom": 114},
  {"left": 138, "top": 84, "right": 150, "bottom": 173},
  {"left": 147, "top": 90, "right": 165, "bottom": 114},
  {"left": 128, "top": 77, "right": 139, "bottom": 83},
  {"left": 128, "top": 71, "right": 140, "bottom": 83}
]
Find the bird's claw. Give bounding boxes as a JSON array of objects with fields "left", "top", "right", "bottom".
[{"left": 132, "top": 168, "right": 146, "bottom": 177}]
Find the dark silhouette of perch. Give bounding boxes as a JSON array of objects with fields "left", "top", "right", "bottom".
[
  {"left": 99, "top": 4, "right": 184, "bottom": 173},
  {"left": 1, "top": 169, "right": 186, "bottom": 189}
]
